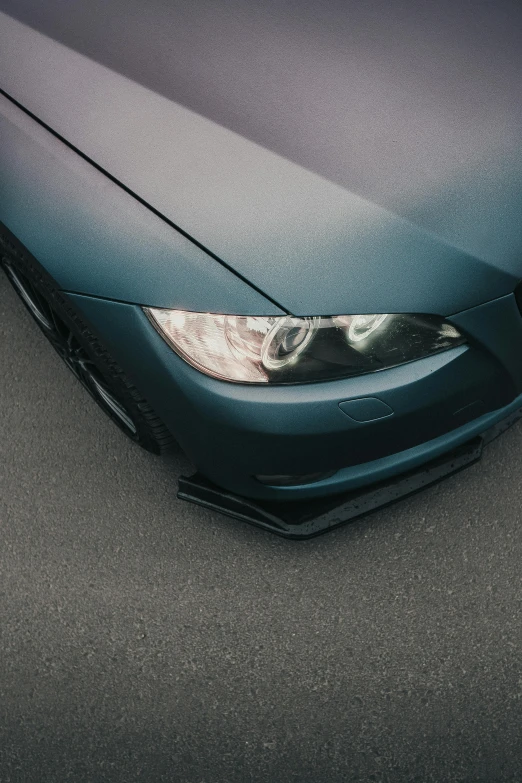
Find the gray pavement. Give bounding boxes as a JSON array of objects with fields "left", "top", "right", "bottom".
[{"left": 1, "top": 269, "right": 522, "bottom": 783}]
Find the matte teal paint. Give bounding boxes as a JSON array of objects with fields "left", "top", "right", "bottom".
[{"left": 2, "top": 5, "right": 521, "bottom": 504}]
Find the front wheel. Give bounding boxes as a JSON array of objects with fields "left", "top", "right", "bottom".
[{"left": 1, "top": 239, "right": 174, "bottom": 454}]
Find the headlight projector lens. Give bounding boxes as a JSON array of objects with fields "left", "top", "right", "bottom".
[{"left": 261, "top": 317, "right": 320, "bottom": 369}]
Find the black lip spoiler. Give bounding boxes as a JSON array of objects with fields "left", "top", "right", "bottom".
[{"left": 178, "top": 407, "right": 522, "bottom": 539}]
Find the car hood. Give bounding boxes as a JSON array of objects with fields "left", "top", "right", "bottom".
[{"left": 1, "top": 2, "right": 521, "bottom": 316}]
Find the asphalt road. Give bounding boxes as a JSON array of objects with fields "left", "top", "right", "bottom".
[{"left": 1, "top": 268, "right": 522, "bottom": 783}]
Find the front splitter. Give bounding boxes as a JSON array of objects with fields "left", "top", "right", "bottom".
[{"left": 178, "top": 406, "right": 522, "bottom": 539}]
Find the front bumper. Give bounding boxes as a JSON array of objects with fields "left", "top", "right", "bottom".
[
  {"left": 65, "top": 289, "right": 522, "bottom": 509},
  {"left": 178, "top": 403, "right": 522, "bottom": 538}
]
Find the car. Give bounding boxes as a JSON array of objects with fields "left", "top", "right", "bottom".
[{"left": 1, "top": 1, "right": 522, "bottom": 538}]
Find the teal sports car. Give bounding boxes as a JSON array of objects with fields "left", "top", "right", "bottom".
[{"left": 1, "top": 1, "right": 521, "bottom": 536}]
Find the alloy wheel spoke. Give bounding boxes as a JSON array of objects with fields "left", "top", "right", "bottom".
[
  {"left": 82, "top": 370, "right": 137, "bottom": 434},
  {"left": 5, "top": 266, "right": 54, "bottom": 331}
]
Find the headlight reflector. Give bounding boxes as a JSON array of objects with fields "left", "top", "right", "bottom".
[{"left": 145, "top": 308, "right": 465, "bottom": 384}]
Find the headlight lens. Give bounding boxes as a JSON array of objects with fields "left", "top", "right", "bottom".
[{"left": 144, "top": 308, "right": 465, "bottom": 384}]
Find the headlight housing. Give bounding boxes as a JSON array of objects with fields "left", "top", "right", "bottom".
[{"left": 144, "top": 308, "right": 465, "bottom": 384}]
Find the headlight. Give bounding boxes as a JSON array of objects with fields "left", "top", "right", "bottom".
[{"left": 144, "top": 308, "right": 465, "bottom": 384}]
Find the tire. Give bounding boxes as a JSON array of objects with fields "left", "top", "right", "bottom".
[{"left": 0, "top": 231, "right": 174, "bottom": 454}]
